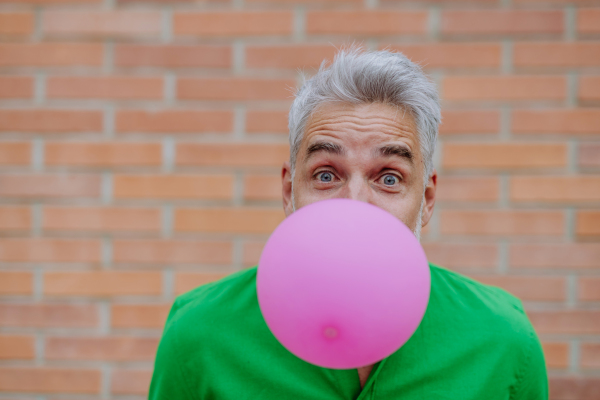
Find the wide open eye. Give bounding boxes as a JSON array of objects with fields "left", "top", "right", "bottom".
[
  {"left": 317, "top": 172, "right": 334, "bottom": 183},
  {"left": 382, "top": 174, "right": 399, "bottom": 186}
]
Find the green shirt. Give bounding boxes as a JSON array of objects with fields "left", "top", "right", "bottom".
[{"left": 149, "top": 264, "right": 548, "bottom": 399}]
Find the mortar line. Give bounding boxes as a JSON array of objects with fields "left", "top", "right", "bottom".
[
  {"left": 293, "top": 6, "right": 306, "bottom": 43},
  {"left": 501, "top": 40, "right": 513, "bottom": 75},
  {"left": 164, "top": 72, "right": 176, "bottom": 105},
  {"left": 427, "top": 6, "right": 441, "bottom": 41},
  {"left": 233, "top": 40, "right": 245, "bottom": 76},
  {"left": 163, "top": 268, "right": 174, "bottom": 301},
  {"left": 232, "top": 236, "right": 244, "bottom": 271},
  {"left": 161, "top": 8, "right": 173, "bottom": 44},
  {"left": 162, "top": 137, "right": 175, "bottom": 173},
  {"left": 564, "top": 5, "right": 576, "bottom": 42},
  {"left": 103, "top": 41, "right": 114, "bottom": 74},
  {"left": 32, "top": 138, "right": 44, "bottom": 172},
  {"left": 101, "top": 172, "right": 113, "bottom": 205},
  {"left": 34, "top": 73, "right": 45, "bottom": 105},
  {"left": 161, "top": 204, "right": 174, "bottom": 238},
  {"left": 103, "top": 105, "right": 115, "bottom": 138},
  {"left": 233, "top": 105, "right": 246, "bottom": 140}
]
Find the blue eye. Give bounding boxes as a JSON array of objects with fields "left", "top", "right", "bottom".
[
  {"left": 318, "top": 172, "right": 333, "bottom": 182},
  {"left": 382, "top": 175, "right": 398, "bottom": 185}
]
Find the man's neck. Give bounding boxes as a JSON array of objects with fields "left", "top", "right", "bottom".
[{"left": 357, "top": 364, "right": 375, "bottom": 389}]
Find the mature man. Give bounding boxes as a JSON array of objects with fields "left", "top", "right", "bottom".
[{"left": 149, "top": 49, "right": 548, "bottom": 399}]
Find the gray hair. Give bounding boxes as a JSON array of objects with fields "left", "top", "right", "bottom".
[{"left": 288, "top": 47, "right": 441, "bottom": 185}]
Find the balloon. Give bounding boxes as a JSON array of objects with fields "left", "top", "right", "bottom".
[{"left": 257, "top": 198, "right": 430, "bottom": 369}]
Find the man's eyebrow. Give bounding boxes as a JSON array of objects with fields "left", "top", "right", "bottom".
[
  {"left": 375, "top": 144, "right": 414, "bottom": 164},
  {"left": 305, "top": 141, "right": 345, "bottom": 161}
]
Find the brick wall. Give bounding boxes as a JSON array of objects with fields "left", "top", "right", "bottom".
[{"left": 0, "top": 0, "right": 599, "bottom": 398}]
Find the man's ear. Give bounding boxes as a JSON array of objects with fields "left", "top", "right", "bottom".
[
  {"left": 282, "top": 161, "right": 294, "bottom": 217},
  {"left": 420, "top": 169, "right": 437, "bottom": 228}
]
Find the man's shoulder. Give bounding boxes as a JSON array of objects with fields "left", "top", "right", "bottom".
[
  {"left": 429, "top": 263, "right": 533, "bottom": 336},
  {"left": 169, "top": 266, "right": 258, "bottom": 328}
]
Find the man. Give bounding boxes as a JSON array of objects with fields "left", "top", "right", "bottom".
[{"left": 149, "top": 48, "right": 548, "bottom": 399}]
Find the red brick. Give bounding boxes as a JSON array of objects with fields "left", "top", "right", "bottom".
[
  {"left": 246, "top": 45, "right": 336, "bottom": 69},
  {"left": 111, "top": 304, "right": 170, "bottom": 328},
  {"left": 246, "top": 110, "right": 288, "bottom": 134},
  {"left": 578, "top": 8, "right": 600, "bottom": 34},
  {"left": 177, "top": 78, "right": 294, "bottom": 101},
  {"left": 423, "top": 243, "right": 498, "bottom": 269},
  {"left": 436, "top": 176, "right": 498, "bottom": 202},
  {"left": 577, "top": 211, "right": 600, "bottom": 237},
  {"left": 0, "top": 0, "right": 100, "bottom": 3},
  {"left": 442, "top": 143, "right": 566, "bottom": 170},
  {"left": 0, "top": 76, "right": 33, "bottom": 99},
  {"left": 468, "top": 275, "right": 565, "bottom": 301},
  {"left": 44, "top": 271, "right": 162, "bottom": 297},
  {"left": 0, "top": 272, "right": 32, "bottom": 295},
  {"left": 45, "top": 142, "right": 161, "bottom": 167},
  {"left": 113, "top": 174, "right": 233, "bottom": 200},
  {"left": 439, "top": 110, "right": 500, "bottom": 135},
  {"left": 386, "top": 43, "right": 501, "bottom": 69},
  {"left": 441, "top": 10, "right": 563, "bottom": 36},
  {"left": 0, "top": 335, "right": 35, "bottom": 360},
  {"left": 0, "top": 43, "right": 103, "bottom": 67},
  {"left": 118, "top": 0, "right": 195, "bottom": 3},
  {"left": 579, "top": 277, "right": 600, "bottom": 302},
  {"left": 43, "top": 207, "right": 161, "bottom": 233},
  {"left": 512, "top": 109, "right": 600, "bottom": 135},
  {"left": 46, "top": 336, "right": 159, "bottom": 361},
  {"left": 549, "top": 377, "right": 600, "bottom": 400},
  {"left": 580, "top": 143, "right": 600, "bottom": 168},
  {"left": 174, "top": 11, "right": 292, "bottom": 37},
  {"left": 113, "top": 239, "right": 232, "bottom": 265},
  {"left": 510, "top": 176, "right": 600, "bottom": 203},
  {"left": 111, "top": 369, "right": 152, "bottom": 395},
  {"left": 542, "top": 342, "right": 569, "bottom": 369},
  {"left": 0, "top": 207, "right": 31, "bottom": 231},
  {"left": 115, "top": 44, "right": 230, "bottom": 68},
  {"left": 307, "top": 11, "right": 427, "bottom": 35},
  {"left": 0, "top": 304, "right": 98, "bottom": 328},
  {"left": 0, "top": 174, "right": 101, "bottom": 199},
  {"left": 579, "top": 76, "right": 600, "bottom": 103},
  {"left": 175, "top": 272, "right": 230, "bottom": 294},
  {"left": 510, "top": 244, "right": 600, "bottom": 269},
  {"left": 581, "top": 343, "right": 600, "bottom": 369},
  {"left": 528, "top": 311, "right": 600, "bottom": 334},
  {"left": 177, "top": 143, "right": 289, "bottom": 167},
  {"left": 43, "top": 11, "right": 161, "bottom": 38},
  {"left": 514, "top": 43, "right": 600, "bottom": 68},
  {"left": 244, "top": 174, "right": 281, "bottom": 201},
  {"left": 248, "top": 0, "right": 358, "bottom": 3},
  {"left": 0, "top": 110, "right": 102, "bottom": 133},
  {"left": 0, "top": 367, "right": 100, "bottom": 393},
  {"left": 175, "top": 208, "right": 285, "bottom": 234},
  {"left": 443, "top": 76, "right": 565, "bottom": 102},
  {"left": 516, "top": 0, "right": 600, "bottom": 3},
  {"left": 0, "top": 13, "right": 33, "bottom": 36},
  {"left": 243, "top": 240, "right": 265, "bottom": 267},
  {"left": 47, "top": 76, "right": 163, "bottom": 100},
  {"left": 0, "top": 142, "right": 30, "bottom": 165},
  {"left": 0, "top": 239, "right": 101, "bottom": 263},
  {"left": 116, "top": 110, "right": 233, "bottom": 134},
  {"left": 440, "top": 210, "right": 564, "bottom": 236}
]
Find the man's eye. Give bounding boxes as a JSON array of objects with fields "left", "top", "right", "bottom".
[
  {"left": 317, "top": 172, "right": 334, "bottom": 183},
  {"left": 382, "top": 174, "right": 399, "bottom": 186}
]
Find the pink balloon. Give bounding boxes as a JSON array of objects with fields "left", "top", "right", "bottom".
[{"left": 257, "top": 198, "right": 430, "bottom": 369}]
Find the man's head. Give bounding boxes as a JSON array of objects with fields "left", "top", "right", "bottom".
[{"left": 281, "top": 48, "right": 441, "bottom": 241}]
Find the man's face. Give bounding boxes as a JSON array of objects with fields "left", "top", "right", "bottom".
[{"left": 281, "top": 102, "right": 437, "bottom": 238}]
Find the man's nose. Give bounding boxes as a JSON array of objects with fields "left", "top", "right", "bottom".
[{"left": 344, "top": 175, "right": 372, "bottom": 204}]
